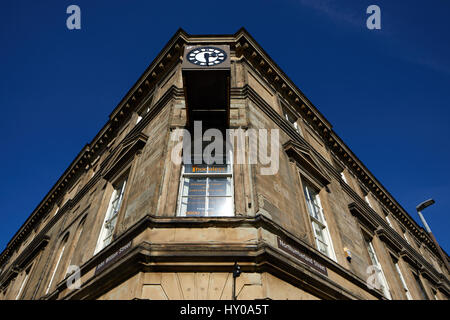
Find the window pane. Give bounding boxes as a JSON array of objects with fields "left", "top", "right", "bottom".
[
  {"left": 304, "top": 186, "right": 322, "bottom": 221},
  {"left": 311, "top": 204, "right": 322, "bottom": 222},
  {"left": 208, "top": 178, "right": 231, "bottom": 196},
  {"left": 184, "top": 178, "right": 207, "bottom": 196},
  {"left": 312, "top": 222, "right": 326, "bottom": 242},
  {"left": 207, "top": 197, "right": 233, "bottom": 217},
  {"left": 182, "top": 197, "right": 206, "bottom": 216},
  {"left": 317, "top": 240, "right": 328, "bottom": 256}
]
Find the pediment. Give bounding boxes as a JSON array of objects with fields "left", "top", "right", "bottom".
[
  {"left": 283, "top": 139, "right": 331, "bottom": 186},
  {"left": 102, "top": 132, "right": 148, "bottom": 180}
]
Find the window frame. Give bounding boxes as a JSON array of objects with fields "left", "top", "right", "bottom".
[
  {"left": 15, "top": 264, "right": 32, "bottom": 300},
  {"left": 303, "top": 182, "right": 336, "bottom": 261},
  {"left": 63, "top": 216, "right": 87, "bottom": 280},
  {"left": 94, "top": 175, "right": 128, "bottom": 255},
  {"left": 135, "top": 91, "right": 154, "bottom": 124},
  {"left": 364, "top": 236, "right": 392, "bottom": 300},
  {"left": 46, "top": 234, "right": 69, "bottom": 295},
  {"left": 282, "top": 106, "right": 302, "bottom": 136},
  {"left": 383, "top": 210, "right": 393, "bottom": 228},
  {"left": 177, "top": 150, "right": 234, "bottom": 217},
  {"left": 412, "top": 272, "right": 429, "bottom": 300},
  {"left": 392, "top": 257, "right": 412, "bottom": 300}
]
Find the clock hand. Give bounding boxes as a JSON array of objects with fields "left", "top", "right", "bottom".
[{"left": 204, "top": 52, "right": 210, "bottom": 65}]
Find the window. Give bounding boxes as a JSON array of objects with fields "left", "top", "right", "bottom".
[
  {"left": 391, "top": 257, "right": 412, "bottom": 300},
  {"left": 413, "top": 273, "right": 428, "bottom": 300},
  {"left": 432, "top": 288, "right": 439, "bottom": 300},
  {"left": 364, "top": 237, "right": 391, "bottom": 299},
  {"left": 46, "top": 234, "right": 69, "bottom": 295},
  {"left": 427, "top": 251, "right": 441, "bottom": 272},
  {"left": 136, "top": 105, "right": 150, "bottom": 124},
  {"left": 364, "top": 195, "right": 372, "bottom": 208},
  {"left": 359, "top": 185, "right": 373, "bottom": 208},
  {"left": 15, "top": 265, "right": 32, "bottom": 300},
  {"left": 64, "top": 217, "right": 86, "bottom": 279},
  {"left": 340, "top": 171, "right": 348, "bottom": 184},
  {"left": 178, "top": 71, "right": 232, "bottom": 217},
  {"left": 283, "top": 106, "right": 302, "bottom": 135},
  {"left": 178, "top": 153, "right": 233, "bottom": 217},
  {"left": 383, "top": 210, "right": 393, "bottom": 228},
  {"left": 94, "top": 176, "right": 127, "bottom": 254},
  {"left": 303, "top": 183, "right": 336, "bottom": 260},
  {"left": 136, "top": 93, "right": 154, "bottom": 124},
  {"left": 403, "top": 230, "right": 411, "bottom": 245}
]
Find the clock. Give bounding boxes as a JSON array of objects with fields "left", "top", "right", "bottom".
[{"left": 186, "top": 46, "right": 227, "bottom": 66}]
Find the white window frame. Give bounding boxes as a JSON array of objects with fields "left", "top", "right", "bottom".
[
  {"left": 46, "top": 239, "right": 67, "bottom": 295},
  {"left": 403, "top": 230, "right": 411, "bottom": 245},
  {"left": 136, "top": 92, "right": 153, "bottom": 124},
  {"left": 340, "top": 171, "right": 348, "bottom": 184},
  {"left": 364, "top": 194, "right": 372, "bottom": 208},
  {"left": 303, "top": 183, "right": 336, "bottom": 261},
  {"left": 94, "top": 178, "right": 127, "bottom": 255},
  {"left": 432, "top": 288, "right": 439, "bottom": 300},
  {"left": 177, "top": 150, "right": 234, "bottom": 217},
  {"left": 394, "top": 261, "right": 412, "bottom": 300},
  {"left": 385, "top": 214, "right": 393, "bottom": 228},
  {"left": 284, "top": 109, "right": 302, "bottom": 136},
  {"left": 136, "top": 106, "right": 150, "bottom": 124},
  {"left": 366, "top": 239, "right": 391, "bottom": 299},
  {"left": 15, "top": 266, "right": 31, "bottom": 300},
  {"left": 413, "top": 273, "right": 428, "bottom": 300}
]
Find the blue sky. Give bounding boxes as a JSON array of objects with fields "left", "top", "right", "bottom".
[{"left": 1, "top": 1, "right": 449, "bottom": 255}]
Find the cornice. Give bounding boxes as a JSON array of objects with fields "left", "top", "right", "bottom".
[{"left": 48, "top": 214, "right": 384, "bottom": 301}]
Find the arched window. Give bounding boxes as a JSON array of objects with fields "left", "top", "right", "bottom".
[
  {"left": 45, "top": 233, "right": 69, "bottom": 295},
  {"left": 15, "top": 265, "right": 32, "bottom": 300},
  {"left": 62, "top": 217, "right": 86, "bottom": 280}
]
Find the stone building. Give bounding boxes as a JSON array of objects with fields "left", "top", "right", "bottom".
[{"left": 0, "top": 28, "right": 448, "bottom": 300}]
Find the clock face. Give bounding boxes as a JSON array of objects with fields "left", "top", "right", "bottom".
[{"left": 186, "top": 46, "right": 227, "bottom": 66}]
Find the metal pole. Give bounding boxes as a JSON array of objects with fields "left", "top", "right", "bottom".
[
  {"left": 232, "top": 276, "right": 236, "bottom": 301},
  {"left": 428, "top": 232, "right": 450, "bottom": 274},
  {"left": 417, "top": 210, "right": 432, "bottom": 233},
  {"left": 417, "top": 211, "right": 450, "bottom": 273}
]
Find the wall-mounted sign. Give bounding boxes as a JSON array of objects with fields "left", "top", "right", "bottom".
[
  {"left": 277, "top": 237, "right": 328, "bottom": 276},
  {"left": 95, "top": 241, "right": 132, "bottom": 276}
]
